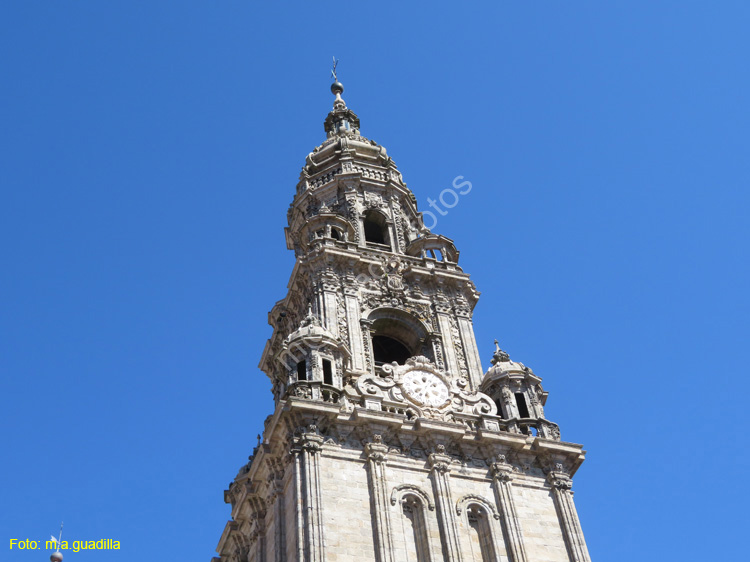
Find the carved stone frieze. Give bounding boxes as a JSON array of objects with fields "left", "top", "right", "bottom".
[{"left": 448, "top": 315, "right": 469, "bottom": 379}]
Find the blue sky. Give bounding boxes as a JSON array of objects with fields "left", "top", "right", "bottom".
[{"left": 1, "top": 2, "right": 748, "bottom": 560}]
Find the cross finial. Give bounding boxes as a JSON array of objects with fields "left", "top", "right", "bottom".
[
  {"left": 331, "top": 57, "right": 339, "bottom": 82},
  {"left": 50, "top": 522, "right": 64, "bottom": 562}
]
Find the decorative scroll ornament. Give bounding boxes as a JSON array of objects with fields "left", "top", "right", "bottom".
[{"left": 354, "top": 356, "right": 496, "bottom": 422}]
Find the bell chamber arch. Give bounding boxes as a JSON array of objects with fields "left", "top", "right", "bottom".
[{"left": 366, "top": 307, "right": 430, "bottom": 366}]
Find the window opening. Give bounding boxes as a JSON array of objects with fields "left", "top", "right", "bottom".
[
  {"left": 515, "top": 392, "right": 530, "bottom": 418},
  {"left": 364, "top": 211, "right": 388, "bottom": 245},
  {"left": 372, "top": 335, "right": 411, "bottom": 366},
  {"left": 322, "top": 359, "right": 333, "bottom": 385},
  {"left": 400, "top": 496, "right": 431, "bottom": 562},
  {"left": 494, "top": 399, "right": 504, "bottom": 418},
  {"left": 297, "top": 360, "right": 307, "bottom": 381},
  {"left": 467, "top": 505, "right": 495, "bottom": 562}
]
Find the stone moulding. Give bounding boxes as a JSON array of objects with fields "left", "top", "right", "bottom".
[{"left": 390, "top": 484, "right": 435, "bottom": 511}]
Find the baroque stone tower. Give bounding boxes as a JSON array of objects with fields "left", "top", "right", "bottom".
[{"left": 214, "top": 80, "right": 592, "bottom": 562}]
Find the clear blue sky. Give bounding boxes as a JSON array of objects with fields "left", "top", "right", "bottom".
[{"left": 1, "top": 2, "right": 748, "bottom": 560}]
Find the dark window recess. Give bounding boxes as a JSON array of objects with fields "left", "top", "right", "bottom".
[
  {"left": 363, "top": 211, "right": 388, "bottom": 245},
  {"left": 372, "top": 335, "right": 411, "bottom": 365},
  {"left": 323, "top": 359, "right": 333, "bottom": 385},
  {"left": 515, "top": 393, "right": 530, "bottom": 418},
  {"left": 297, "top": 360, "right": 307, "bottom": 381},
  {"left": 494, "top": 399, "right": 504, "bottom": 418},
  {"left": 331, "top": 229, "right": 341, "bottom": 241}
]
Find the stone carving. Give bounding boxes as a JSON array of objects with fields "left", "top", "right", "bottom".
[
  {"left": 336, "top": 296, "right": 349, "bottom": 345},
  {"left": 448, "top": 315, "right": 470, "bottom": 379},
  {"left": 548, "top": 472, "right": 573, "bottom": 491},
  {"left": 455, "top": 495, "right": 501, "bottom": 520},
  {"left": 390, "top": 485, "right": 435, "bottom": 511},
  {"left": 354, "top": 356, "right": 495, "bottom": 423}
]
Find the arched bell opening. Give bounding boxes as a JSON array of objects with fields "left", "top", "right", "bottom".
[
  {"left": 372, "top": 335, "right": 412, "bottom": 366},
  {"left": 367, "top": 308, "right": 429, "bottom": 367},
  {"left": 363, "top": 209, "right": 390, "bottom": 247}
]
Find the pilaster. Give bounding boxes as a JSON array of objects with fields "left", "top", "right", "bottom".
[
  {"left": 345, "top": 288, "right": 365, "bottom": 372},
  {"left": 435, "top": 312, "right": 460, "bottom": 377},
  {"left": 547, "top": 470, "right": 591, "bottom": 562},
  {"left": 293, "top": 429, "right": 326, "bottom": 562},
  {"left": 490, "top": 457, "right": 528, "bottom": 562},
  {"left": 365, "top": 436, "right": 395, "bottom": 562},
  {"left": 270, "top": 467, "right": 286, "bottom": 562},
  {"left": 428, "top": 447, "right": 463, "bottom": 562},
  {"left": 456, "top": 315, "right": 482, "bottom": 390}
]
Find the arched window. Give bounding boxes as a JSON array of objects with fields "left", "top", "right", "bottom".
[
  {"left": 368, "top": 309, "right": 428, "bottom": 367},
  {"left": 400, "top": 495, "right": 431, "bottom": 562},
  {"left": 466, "top": 505, "right": 496, "bottom": 562},
  {"left": 363, "top": 210, "right": 389, "bottom": 246}
]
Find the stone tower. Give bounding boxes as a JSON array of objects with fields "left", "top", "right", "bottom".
[{"left": 214, "top": 80, "right": 592, "bottom": 562}]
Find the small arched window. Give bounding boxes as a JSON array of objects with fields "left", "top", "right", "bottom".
[
  {"left": 363, "top": 210, "right": 388, "bottom": 246},
  {"left": 368, "top": 309, "right": 427, "bottom": 368},
  {"left": 466, "top": 505, "right": 496, "bottom": 562},
  {"left": 401, "top": 495, "right": 431, "bottom": 562}
]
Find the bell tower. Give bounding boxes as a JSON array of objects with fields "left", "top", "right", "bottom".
[{"left": 214, "top": 78, "right": 592, "bottom": 562}]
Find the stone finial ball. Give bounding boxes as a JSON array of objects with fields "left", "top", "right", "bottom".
[
  {"left": 331, "top": 81, "right": 344, "bottom": 95},
  {"left": 50, "top": 552, "right": 63, "bottom": 562}
]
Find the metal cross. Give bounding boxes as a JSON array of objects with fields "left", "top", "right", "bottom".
[{"left": 331, "top": 57, "right": 339, "bottom": 81}]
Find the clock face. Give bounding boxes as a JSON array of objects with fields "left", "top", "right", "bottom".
[{"left": 402, "top": 370, "right": 449, "bottom": 407}]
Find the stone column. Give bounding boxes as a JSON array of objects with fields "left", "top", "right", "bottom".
[
  {"left": 428, "top": 447, "right": 463, "bottom": 562},
  {"left": 293, "top": 428, "right": 326, "bottom": 562},
  {"left": 547, "top": 469, "right": 591, "bottom": 562},
  {"left": 365, "top": 436, "right": 395, "bottom": 562},
  {"left": 490, "top": 458, "right": 528, "bottom": 562}
]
